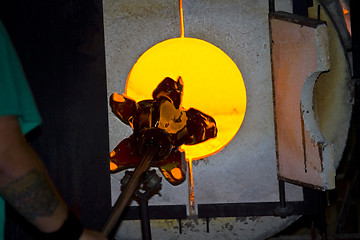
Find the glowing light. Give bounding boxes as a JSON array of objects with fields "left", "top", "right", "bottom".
[
  {"left": 170, "top": 168, "right": 182, "bottom": 180},
  {"left": 123, "top": 0, "right": 246, "bottom": 161},
  {"left": 112, "top": 92, "right": 126, "bottom": 102},
  {"left": 110, "top": 150, "right": 116, "bottom": 157},
  {"left": 110, "top": 161, "right": 118, "bottom": 171},
  {"left": 125, "top": 37, "right": 246, "bottom": 160},
  {"left": 340, "top": 0, "right": 351, "bottom": 35}
]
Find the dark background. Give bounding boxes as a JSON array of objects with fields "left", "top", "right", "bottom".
[{"left": 0, "top": 0, "right": 111, "bottom": 239}]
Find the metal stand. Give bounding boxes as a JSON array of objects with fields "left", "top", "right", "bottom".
[
  {"left": 133, "top": 170, "right": 162, "bottom": 240},
  {"left": 102, "top": 146, "right": 158, "bottom": 236},
  {"left": 103, "top": 162, "right": 162, "bottom": 240},
  {"left": 138, "top": 197, "right": 151, "bottom": 240},
  {"left": 274, "top": 180, "right": 294, "bottom": 218}
]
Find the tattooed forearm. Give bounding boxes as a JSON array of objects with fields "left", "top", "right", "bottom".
[{"left": 0, "top": 169, "right": 60, "bottom": 221}]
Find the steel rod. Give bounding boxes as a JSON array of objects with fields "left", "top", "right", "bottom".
[
  {"left": 139, "top": 197, "right": 152, "bottom": 240},
  {"left": 278, "top": 180, "right": 286, "bottom": 209},
  {"left": 269, "top": 0, "right": 275, "bottom": 12},
  {"left": 102, "top": 146, "right": 158, "bottom": 236}
]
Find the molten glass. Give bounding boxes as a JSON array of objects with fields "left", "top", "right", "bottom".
[{"left": 110, "top": 77, "right": 217, "bottom": 185}]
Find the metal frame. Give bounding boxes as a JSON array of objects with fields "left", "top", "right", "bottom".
[{"left": 119, "top": 185, "right": 322, "bottom": 220}]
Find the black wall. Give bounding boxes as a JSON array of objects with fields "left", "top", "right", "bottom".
[{"left": 1, "top": 0, "right": 111, "bottom": 238}]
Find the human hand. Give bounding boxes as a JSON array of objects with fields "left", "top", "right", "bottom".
[{"left": 79, "top": 229, "right": 108, "bottom": 240}]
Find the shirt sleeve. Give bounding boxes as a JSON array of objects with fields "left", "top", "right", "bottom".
[{"left": 0, "top": 21, "right": 42, "bottom": 134}]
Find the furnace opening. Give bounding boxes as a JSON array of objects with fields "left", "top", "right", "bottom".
[{"left": 125, "top": 37, "right": 246, "bottom": 161}]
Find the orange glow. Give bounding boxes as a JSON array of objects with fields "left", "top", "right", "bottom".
[
  {"left": 123, "top": 0, "right": 246, "bottom": 161},
  {"left": 110, "top": 161, "right": 118, "bottom": 171},
  {"left": 179, "top": 0, "right": 184, "bottom": 38},
  {"left": 170, "top": 168, "right": 182, "bottom": 180},
  {"left": 340, "top": 0, "right": 351, "bottom": 35},
  {"left": 112, "top": 92, "right": 126, "bottom": 103},
  {"left": 125, "top": 38, "right": 246, "bottom": 160},
  {"left": 110, "top": 150, "right": 116, "bottom": 157}
]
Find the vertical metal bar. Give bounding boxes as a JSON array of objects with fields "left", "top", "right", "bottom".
[
  {"left": 179, "top": 0, "right": 185, "bottom": 38},
  {"left": 319, "top": 191, "right": 328, "bottom": 240},
  {"left": 269, "top": 0, "right": 275, "bottom": 13},
  {"left": 187, "top": 158, "right": 196, "bottom": 216},
  {"left": 102, "top": 146, "right": 158, "bottom": 236},
  {"left": 278, "top": 180, "right": 286, "bottom": 209},
  {"left": 139, "top": 198, "right": 152, "bottom": 240},
  {"left": 178, "top": 219, "right": 182, "bottom": 234},
  {"left": 274, "top": 180, "right": 293, "bottom": 217}
]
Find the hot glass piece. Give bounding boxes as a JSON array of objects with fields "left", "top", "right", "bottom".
[{"left": 110, "top": 77, "right": 217, "bottom": 185}]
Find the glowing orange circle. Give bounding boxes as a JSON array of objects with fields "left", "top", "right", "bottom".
[{"left": 125, "top": 37, "right": 246, "bottom": 160}]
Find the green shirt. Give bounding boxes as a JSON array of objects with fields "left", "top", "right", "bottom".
[{"left": 0, "top": 20, "right": 42, "bottom": 239}]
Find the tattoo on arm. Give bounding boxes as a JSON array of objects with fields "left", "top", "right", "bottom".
[{"left": 0, "top": 169, "right": 60, "bottom": 221}]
